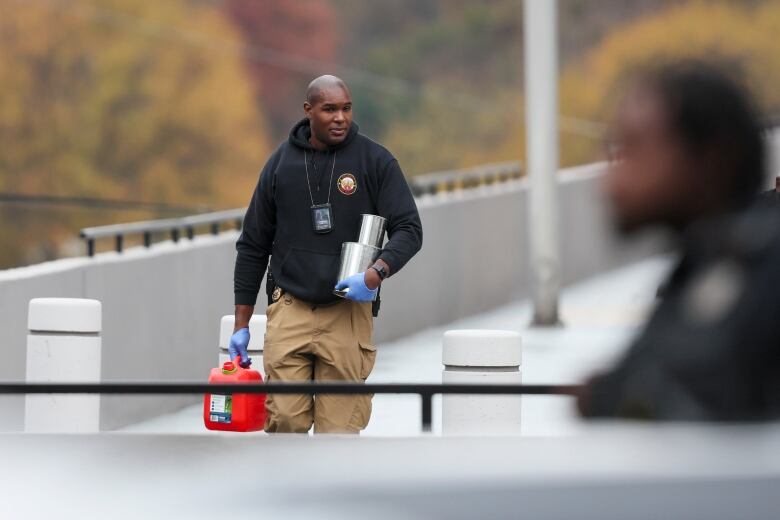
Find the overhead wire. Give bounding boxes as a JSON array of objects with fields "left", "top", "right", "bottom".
[{"left": 0, "top": 192, "right": 208, "bottom": 213}]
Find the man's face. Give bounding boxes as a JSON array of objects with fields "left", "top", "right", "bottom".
[
  {"left": 604, "top": 89, "right": 699, "bottom": 233},
  {"left": 304, "top": 86, "right": 352, "bottom": 148}
]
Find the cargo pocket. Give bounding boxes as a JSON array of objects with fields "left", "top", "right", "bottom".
[{"left": 359, "top": 342, "right": 377, "bottom": 380}]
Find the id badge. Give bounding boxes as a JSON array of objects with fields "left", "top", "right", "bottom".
[{"left": 311, "top": 203, "right": 334, "bottom": 234}]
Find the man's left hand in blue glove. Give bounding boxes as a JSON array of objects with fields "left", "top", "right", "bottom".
[
  {"left": 228, "top": 327, "right": 252, "bottom": 368},
  {"left": 335, "top": 269, "right": 380, "bottom": 302}
]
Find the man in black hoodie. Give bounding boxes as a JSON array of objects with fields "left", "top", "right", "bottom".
[{"left": 230, "top": 75, "right": 422, "bottom": 433}]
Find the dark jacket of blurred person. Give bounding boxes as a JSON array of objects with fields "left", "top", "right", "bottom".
[
  {"left": 759, "top": 177, "right": 780, "bottom": 208},
  {"left": 579, "top": 61, "right": 780, "bottom": 421}
]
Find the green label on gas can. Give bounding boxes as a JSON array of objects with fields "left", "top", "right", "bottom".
[{"left": 209, "top": 394, "right": 232, "bottom": 424}]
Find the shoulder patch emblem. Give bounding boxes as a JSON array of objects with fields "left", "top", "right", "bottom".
[{"left": 337, "top": 173, "right": 357, "bottom": 195}]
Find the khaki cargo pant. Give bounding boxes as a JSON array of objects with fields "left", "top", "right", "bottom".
[{"left": 263, "top": 292, "right": 377, "bottom": 434}]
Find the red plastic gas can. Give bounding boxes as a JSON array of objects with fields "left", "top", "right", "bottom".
[{"left": 203, "top": 357, "right": 266, "bottom": 432}]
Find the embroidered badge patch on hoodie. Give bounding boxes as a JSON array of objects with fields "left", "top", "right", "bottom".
[{"left": 337, "top": 173, "right": 357, "bottom": 195}]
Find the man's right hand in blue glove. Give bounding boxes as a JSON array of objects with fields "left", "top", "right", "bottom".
[{"left": 228, "top": 327, "right": 251, "bottom": 368}]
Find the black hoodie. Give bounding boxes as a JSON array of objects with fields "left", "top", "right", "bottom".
[{"left": 234, "top": 119, "right": 423, "bottom": 306}]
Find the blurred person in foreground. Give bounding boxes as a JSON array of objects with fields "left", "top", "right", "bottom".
[{"left": 578, "top": 61, "right": 780, "bottom": 421}]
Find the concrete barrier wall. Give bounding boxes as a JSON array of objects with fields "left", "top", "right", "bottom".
[
  {"left": 84, "top": 237, "right": 241, "bottom": 429},
  {"left": 0, "top": 163, "right": 662, "bottom": 431}
]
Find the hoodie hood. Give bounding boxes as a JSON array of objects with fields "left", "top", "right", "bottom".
[{"left": 288, "top": 118, "right": 359, "bottom": 151}]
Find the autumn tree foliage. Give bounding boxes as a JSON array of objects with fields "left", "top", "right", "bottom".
[
  {"left": 0, "top": 0, "right": 271, "bottom": 266},
  {"left": 223, "top": 0, "right": 340, "bottom": 138}
]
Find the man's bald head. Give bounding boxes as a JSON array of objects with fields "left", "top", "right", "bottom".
[
  {"left": 303, "top": 75, "right": 353, "bottom": 149},
  {"left": 306, "top": 75, "right": 350, "bottom": 105}
]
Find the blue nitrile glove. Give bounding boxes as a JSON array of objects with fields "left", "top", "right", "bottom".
[
  {"left": 335, "top": 272, "right": 378, "bottom": 302},
  {"left": 228, "top": 327, "right": 251, "bottom": 368}
]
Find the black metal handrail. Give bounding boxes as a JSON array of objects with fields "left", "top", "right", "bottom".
[
  {"left": 78, "top": 163, "right": 527, "bottom": 256},
  {"left": 1, "top": 381, "right": 581, "bottom": 432},
  {"left": 410, "top": 161, "right": 522, "bottom": 196},
  {"left": 80, "top": 207, "right": 245, "bottom": 257}
]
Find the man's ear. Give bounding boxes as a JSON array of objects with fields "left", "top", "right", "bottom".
[{"left": 303, "top": 101, "right": 312, "bottom": 119}]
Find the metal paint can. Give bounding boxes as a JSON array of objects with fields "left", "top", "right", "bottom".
[
  {"left": 357, "top": 214, "right": 387, "bottom": 249},
  {"left": 333, "top": 242, "right": 380, "bottom": 299}
]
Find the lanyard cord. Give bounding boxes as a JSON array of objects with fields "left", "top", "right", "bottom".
[{"left": 304, "top": 149, "right": 337, "bottom": 206}]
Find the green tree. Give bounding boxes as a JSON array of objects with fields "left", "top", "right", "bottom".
[
  {"left": 378, "top": 0, "right": 780, "bottom": 174},
  {"left": 560, "top": 0, "right": 780, "bottom": 166}
]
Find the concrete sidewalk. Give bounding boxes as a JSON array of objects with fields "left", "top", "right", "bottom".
[{"left": 122, "top": 256, "right": 672, "bottom": 436}]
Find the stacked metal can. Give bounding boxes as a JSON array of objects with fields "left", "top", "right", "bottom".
[{"left": 333, "top": 214, "right": 387, "bottom": 299}]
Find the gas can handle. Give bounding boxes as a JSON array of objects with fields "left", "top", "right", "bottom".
[{"left": 233, "top": 354, "right": 252, "bottom": 369}]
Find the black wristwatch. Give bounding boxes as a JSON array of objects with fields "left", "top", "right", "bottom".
[{"left": 370, "top": 263, "right": 388, "bottom": 280}]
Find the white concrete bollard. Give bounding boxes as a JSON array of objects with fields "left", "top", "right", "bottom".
[
  {"left": 442, "top": 330, "right": 522, "bottom": 435},
  {"left": 219, "top": 315, "right": 266, "bottom": 377},
  {"left": 25, "top": 298, "right": 102, "bottom": 433}
]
